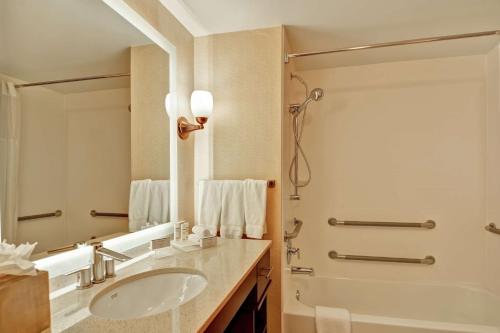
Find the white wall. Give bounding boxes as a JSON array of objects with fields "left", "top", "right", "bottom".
[
  {"left": 65, "top": 88, "right": 130, "bottom": 245},
  {"left": 16, "top": 83, "right": 68, "bottom": 252},
  {"left": 2, "top": 72, "right": 131, "bottom": 253},
  {"left": 285, "top": 55, "right": 488, "bottom": 287}
]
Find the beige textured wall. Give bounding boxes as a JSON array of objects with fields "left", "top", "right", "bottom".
[
  {"left": 195, "top": 27, "right": 283, "bottom": 333},
  {"left": 485, "top": 44, "right": 500, "bottom": 296},
  {"left": 130, "top": 44, "right": 170, "bottom": 180},
  {"left": 124, "top": 0, "right": 194, "bottom": 222},
  {"left": 285, "top": 55, "right": 487, "bottom": 287}
]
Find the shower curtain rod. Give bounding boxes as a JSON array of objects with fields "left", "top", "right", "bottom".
[
  {"left": 14, "top": 73, "right": 130, "bottom": 88},
  {"left": 285, "top": 29, "right": 500, "bottom": 63}
]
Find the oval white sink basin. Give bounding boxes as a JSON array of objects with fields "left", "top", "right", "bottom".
[{"left": 89, "top": 268, "right": 207, "bottom": 320}]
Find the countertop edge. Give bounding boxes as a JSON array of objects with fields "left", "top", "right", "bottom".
[{"left": 197, "top": 240, "right": 272, "bottom": 333}]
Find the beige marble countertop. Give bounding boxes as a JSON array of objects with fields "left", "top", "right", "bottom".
[{"left": 50, "top": 238, "right": 271, "bottom": 333}]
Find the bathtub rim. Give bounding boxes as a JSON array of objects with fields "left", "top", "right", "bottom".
[{"left": 284, "top": 274, "right": 500, "bottom": 333}]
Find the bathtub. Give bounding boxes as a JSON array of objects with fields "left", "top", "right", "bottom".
[{"left": 284, "top": 275, "right": 500, "bottom": 333}]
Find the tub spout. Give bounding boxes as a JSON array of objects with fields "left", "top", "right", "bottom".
[{"left": 291, "top": 266, "right": 314, "bottom": 276}]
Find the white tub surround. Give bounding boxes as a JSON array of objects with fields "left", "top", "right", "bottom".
[
  {"left": 285, "top": 275, "right": 500, "bottom": 333},
  {"left": 50, "top": 238, "right": 271, "bottom": 332}
]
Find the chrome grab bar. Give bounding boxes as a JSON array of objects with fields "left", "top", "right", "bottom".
[
  {"left": 90, "top": 210, "right": 128, "bottom": 218},
  {"left": 485, "top": 223, "right": 500, "bottom": 235},
  {"left": 328, "top": 250, "right": 435, "bottom": 265},
  {"left": 18, "top": 210, "right": 62, "bottom": 221},
  {"left": 328, "top": 218, "right": 435, "bottom": 229}
]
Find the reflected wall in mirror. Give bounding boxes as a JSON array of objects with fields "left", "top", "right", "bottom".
[{"left": 0, "top": 0, "right": 171, "bottom": 256}]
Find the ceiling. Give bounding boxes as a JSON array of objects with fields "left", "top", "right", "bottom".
[
  {"left": 0, "top": 0, "right": 152, "bottom": 93},
  {"left": 165, "top": 0, "right": 500, "bottom": 70}
]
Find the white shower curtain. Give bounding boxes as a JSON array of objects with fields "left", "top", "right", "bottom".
[{"left": 0, "top": 81, "right": 21, "bottom": 243}]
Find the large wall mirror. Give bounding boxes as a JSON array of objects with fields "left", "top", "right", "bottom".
[{"left": 0, "top": 0, "right": 176, "bottom": 257}]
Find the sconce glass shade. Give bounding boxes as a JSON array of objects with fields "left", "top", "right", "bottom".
[
  {"left": 190, "top": 90, "right": 213, "bottom": 118},
  {"left": 165, "top": 92, "right": 175, "bottom": 117}
]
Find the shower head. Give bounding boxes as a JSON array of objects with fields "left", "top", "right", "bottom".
[
  {"left": 295, "top": 87, "right": 324, "bottom": 113},
  {"left": 309, "top": 88, "right": 324, "bottom": 102}
]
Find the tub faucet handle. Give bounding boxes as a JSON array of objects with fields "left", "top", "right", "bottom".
[{"left": 289, "top": 247, "right": 300, "bottom": 259}]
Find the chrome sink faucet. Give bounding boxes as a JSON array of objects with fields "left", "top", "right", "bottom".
[
  {"left": 65, "top": 241, "right": 131, "bottom": 289},
  {"left": 91, "top": 241, "right": 131, "bottom": 283}
]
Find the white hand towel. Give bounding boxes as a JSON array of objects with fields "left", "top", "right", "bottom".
[
  {"left": 220, "top": 180, "right": 245, "bottom": 239},
  {"left": 315, "top": 306, "right": 351, "bottom": 333},
  {"left": 128, "top": 179, "right": 151, "bottom": 232},
  {"left": 243, "top": 179, "right": 267, "bottom": 239},
  {"left": 148, "top": 180, "right": 169, "bottom": 224},
  {"left": 198, "top": 180, "right": 223, "bottom": 236}
]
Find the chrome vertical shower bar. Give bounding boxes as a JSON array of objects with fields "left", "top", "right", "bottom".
[{"left": 291, "top": 115, "right": 300, "bottom": 200}]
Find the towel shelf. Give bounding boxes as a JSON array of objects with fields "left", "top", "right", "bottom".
[
  {"left": 328, "top": 218, "right": 436, "bottom": 229},
  {"left": 90, "top": 210, "right": 128, "bottom": 218},
  {"left": 485, "top": 223, "right": 500, "bottom": 235},
  {"left": 328, "top": 251, "right": 435, "bottom": 265},
  {"left": 18, "top": 210, "right": 62, "bottom": 221}
]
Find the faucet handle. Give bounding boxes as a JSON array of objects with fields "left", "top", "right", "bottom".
[
  {"left": 65, "top": 266, "right": 92, "bottom": 290},
  {"left": 96, "top": 247, "right": 131, "bottom": 262},
  {"left": 289, "top": 247, "right": 300, "bottom": 259}
]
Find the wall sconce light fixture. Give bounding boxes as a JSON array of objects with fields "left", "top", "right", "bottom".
[{"left": 167, "top": 90, "right": 213, "bottom": 140}]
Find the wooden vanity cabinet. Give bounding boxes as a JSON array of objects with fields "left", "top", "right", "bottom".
[{"left": 205, "top": 249, "right": 271, "bottom": 333}]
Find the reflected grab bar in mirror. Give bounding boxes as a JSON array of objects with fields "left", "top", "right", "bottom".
[
  {"left": 90, "top": 210, "right": 128, "bottom": 218},
  {"left": 485, "top": 223, "right": 500, "bottom": 235},
  {"left": 328, "top": 218, "right": 436, "bottom": 229},
  {"left": 18, "top": 210, "right": 62, "bottom": 221},
  {"left": 328, "top": 251, "right": 435, "bottom": 265}
]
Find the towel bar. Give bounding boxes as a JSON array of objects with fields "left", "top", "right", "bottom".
[
  {"left": 18, "top": 210, "right": 62, "bottom": 221},
  {"left": 485, "top": 223, "right": 500, "bottom": 235},
  {"left": 328, "top": 251, "right": 435, "bottom": 265},
  {"left": 90, "top": 210, "right": 128, "bottom": 218},
  {"left": 204, "top": 179, "right": 276, "bottom": 188},
  {"left": 328, "top": 218, "right": 435, "bottom": 229}
]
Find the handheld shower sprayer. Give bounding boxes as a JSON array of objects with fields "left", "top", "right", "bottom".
[
  {"left": 290, "top": 87, "right": 324, "bottom": 114},
  {"left": 288, "top": 74, "right": 324, "bottom": 200}
]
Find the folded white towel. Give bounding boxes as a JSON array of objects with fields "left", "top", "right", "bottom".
[
  {"left": 198, "top": 180, "right": 223, "bottom": 236},
  {"left": 243, "top": 179, "right": 267, "bottom": 239},
  {"left": 220, "top": 180, "right": 245, "bottom": 239},
  {"left": 129, "top": 179, "right": 151, "bottom": 232},
  {"left": 187, "top": 234, "right": 200, "bottom": 243},
  {"left": 192, "top": 225, "right": 211, "bottom": 237},
  {"left": 148, "top": 180, "right": 169, "bottom": 224},
  {"left": 315, "top": 306, "right": 351, "bottom": 333}
]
